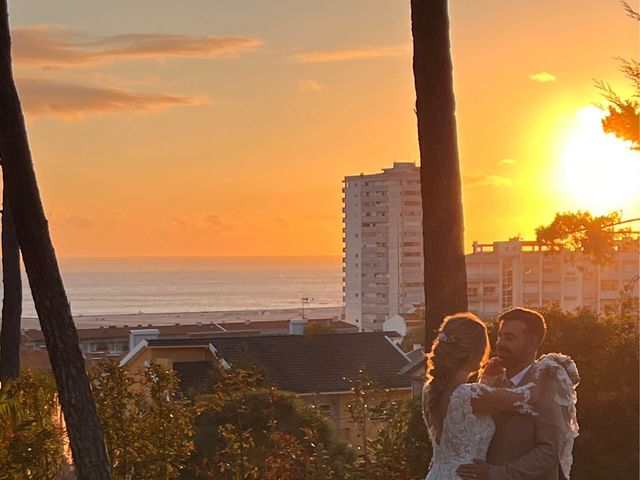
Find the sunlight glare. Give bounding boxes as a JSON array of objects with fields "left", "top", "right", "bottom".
[{"left": 559, "top": 105, "right": 639, "bottom": 214}]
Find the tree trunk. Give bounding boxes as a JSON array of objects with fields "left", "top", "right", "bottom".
[
  {"left": 0, "top": 2, "right": 111, "bottom": 478},
  {"left": 411, "top": 0, "right": 468, "bottom": 347},
  {"left": 0, "top": 191, "right": 22, "bottom": 382}
]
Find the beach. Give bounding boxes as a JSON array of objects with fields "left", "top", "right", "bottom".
[{"left": 22, "top": 306, "right": 345, "bottom": 330}]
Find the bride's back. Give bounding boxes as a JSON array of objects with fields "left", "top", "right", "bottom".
[{"left": 423, "top": 383, "right": 496, "bottom": 480}]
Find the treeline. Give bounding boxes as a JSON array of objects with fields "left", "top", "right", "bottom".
[
  {"left": 0, "top": 361, "right": 429, "bottom": 479},
  {"left": 0, "top": 304, "right": 637, "bottom": 479}
]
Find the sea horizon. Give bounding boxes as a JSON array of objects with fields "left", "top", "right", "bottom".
[
  {"left": 51, "top": 255, "right": 343, "bottom": 273},
  {"left": 10, "top": 256, "right": 344, "bottom": 322}
]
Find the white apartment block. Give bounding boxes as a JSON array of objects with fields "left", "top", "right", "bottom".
[
  {"left": 342, "top": 164, "right": 639, "bottom": 329},
  {"left": 342, "top": 163, "right": 425, "bottom": 331},
  {"left": 466, "top": 238, "right": 639, "bottom": 321}
]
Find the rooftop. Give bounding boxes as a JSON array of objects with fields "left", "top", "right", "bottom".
[
  {"left": 142, "top": 332, "right": 412, "bottom": 394},
  {"left": 22, "top": 317, "right": 356, "bottom": 343}
]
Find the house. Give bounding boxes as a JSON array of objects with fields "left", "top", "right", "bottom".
[
  {"left": 383, "top": 311, "right": 423, "bottom": 338},
  {"left": 21, "top": 317, "right": 357, "bottom": 360},
  {"left": 398, "top": 345, "right": 426, "bottom": 399},
  {"left": 120, "top": 332, "right": 413, "bottom": 445}
]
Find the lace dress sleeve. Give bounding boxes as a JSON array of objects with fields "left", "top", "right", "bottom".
[
  {"left": 532, "top": 353, "right": 580, "bottom": 479},
  {"left": 462, "top": 382, "right": 537, "bottom": 416}
]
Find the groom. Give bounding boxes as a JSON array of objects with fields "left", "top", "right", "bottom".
[{"left": 458, "top": 307, "right": 563, "bottom": 480}]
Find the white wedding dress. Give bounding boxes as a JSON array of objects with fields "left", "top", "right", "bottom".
[
  {"left": 422, "top": 354, "right": 580, "bottom": 480},
  {"left": 423, "top": 383, "right": 521, "bottom": 480}
]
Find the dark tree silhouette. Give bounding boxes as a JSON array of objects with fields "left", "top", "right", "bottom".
[
  {"left": 535, "top": 211, "right": 638, "bottom": 265},
  {"left": 0, "top": 1, "right": 111, "bottom": 477},
  {"left": 411, "top": 0, "right": 468, "bottom": 346},
  {"left": 595, "top": 1, "right": 640, "bottom": 149},
  {"left": 0, "top": 192, "right": 21, "bottom": 382}
]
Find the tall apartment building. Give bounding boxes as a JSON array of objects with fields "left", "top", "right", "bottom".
[
  {"left": 343, "top": 164, "right": 639, "bottom": 329},
  {"left": 342, "top": 163, "right": 424, "bottom": 331},
  {"left": 466, "top": 238, "right": 639, "bottom": 320}
]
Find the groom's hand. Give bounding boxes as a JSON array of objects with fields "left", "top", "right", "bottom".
[
  {"left": 479, "top": 357, "right": 505, "bottom": 386},
  {"left": 457, "top": 459, "right": 489, "bottom": 480}
]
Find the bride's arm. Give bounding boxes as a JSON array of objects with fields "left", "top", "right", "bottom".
[{"left": 470, "top": 384, "right": 534, "bottom": 416}]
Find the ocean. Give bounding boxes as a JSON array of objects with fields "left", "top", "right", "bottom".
[{"left": 13, "top": 256, "right": 344, "bottom": 324}]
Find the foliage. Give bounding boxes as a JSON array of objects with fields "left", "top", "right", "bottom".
[
  {"left": 0, "top": 383, "right": 22, "bottom": 429},
  {"left": 365, "top": 400, "right": 419, "bottom": 480},
  {"left": 184, "top": 366, "right": 352, "bottom": 479},
  {"left": 0, "top": 370, "right": 66, "bottom": 479},
  {"left": 343, "top": 370, "right": 430, "bottom": 479},
  {"left": 535, "top": 210, "right": 634, "bottom": 264},
  {"left": 401, "top": 326, "right": 425, "bottom": 352},
  {"left": 304, "top": 322, "right": 338, "bottom": 335},
  {"left": 90, "top": 360, "right": 141, "bottom": 478},
  {"left": 599, "top": 93, "right": 640, "bottom": 148},
  {"left": 89, "top": 360, "right": 194, "bottom": 480},
  {"left": 596, "top": 1, "right": 640, "bottom": 149},
  {"left": 535, "top": 305, "right": 639, "bottom": 480},
  {"left": 402, "top": 398, "right": 432, "bottom": 478},
  {"left": 4, "top": 310, "right": 636, "bottom": 480}
]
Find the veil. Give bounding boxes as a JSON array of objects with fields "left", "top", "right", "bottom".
[{"left": 532, "top": 353, "right": 580, "bottom": 479}]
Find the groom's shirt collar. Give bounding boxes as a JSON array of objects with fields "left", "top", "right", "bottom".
[{"left": 509, "top": 363, "right": 533, "bottom": 386}]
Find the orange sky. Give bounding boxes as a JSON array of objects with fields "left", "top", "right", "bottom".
[{"left": 8, "top": 0, "right": 640, "bottom": 256}]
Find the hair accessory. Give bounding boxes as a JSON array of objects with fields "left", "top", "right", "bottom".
[{"left": 437, "top": 332, "right": 449, "bottom": 343}]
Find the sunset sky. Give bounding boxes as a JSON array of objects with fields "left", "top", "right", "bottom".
[{"left": 9, "top": 0, "right": 640, "bottom": 257}]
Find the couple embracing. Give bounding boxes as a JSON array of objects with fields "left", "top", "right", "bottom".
[{"left": 422, "top": 308, "right": 580, "bottom": 480}]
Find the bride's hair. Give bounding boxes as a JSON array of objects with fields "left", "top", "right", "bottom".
[{"left": 424, "top": 312, "right": 490, "bottom": 436}]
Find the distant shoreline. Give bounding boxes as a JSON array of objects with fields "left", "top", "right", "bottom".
[{"left": 22, "top": 305, "right": 345, "bottom": 330}]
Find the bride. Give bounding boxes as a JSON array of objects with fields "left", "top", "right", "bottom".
[{"left": 422, "top": 312, "right": 579, "bottom": 480}]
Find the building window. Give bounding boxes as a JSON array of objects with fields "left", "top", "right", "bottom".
[
  {"left": 501, "top": 259, "right": 513, "bottom": 310},
  {"left": 318, "top": 405, "right": 332, "bottom": 416},
  {"left": 484, "top": 286, "right": 497, "bottom": 295}
]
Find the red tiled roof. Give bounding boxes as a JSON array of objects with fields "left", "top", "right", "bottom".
[
  {"left": 22, "top": 323, "right": 226, "bottom": 342},
  {"left": 401, "top": 313, "right": 423, "bottom": 322},
  {"left": 22, "top": 318, "right": 356, "bottom": 342},
  {"left": 20, "top": 347, "right": 51, "bottom": 370}
]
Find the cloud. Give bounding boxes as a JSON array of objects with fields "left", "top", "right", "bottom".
[
  {"left": 18, "top": 77, "right": 205, "bottom": 118},
  {"left": 204, "top": 215, "right": 232, "bottom": 231},
  {"left": 530, "top": 72, "right": 556, "bottom": 83},
  {"left": 288, "top": 44, "right": 410, "bottom": 63},
  {"left": 171, "top": 212, "right": 233, "bottom": 232},
  {"left": 275, "top": 217, "right": 289, "bottom": 229},
  {"left": 463, "top": 173, "right": 514, "bottom": 187},
  {"left": 497, "top": 158, "right": 516, "bottom": 166},
  {"left": 13, "top": 25, "right": 263, "bottom": 68},
  {"left": 298, "top": 79, "right": 325, "bottom": 93},
  {"left": 49, "top": 213, "right": 96, "bottom": 229}
]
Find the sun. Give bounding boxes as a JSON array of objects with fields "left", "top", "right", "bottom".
[{"left": 558, "top": 105, "right": 640, "bottom": 214}]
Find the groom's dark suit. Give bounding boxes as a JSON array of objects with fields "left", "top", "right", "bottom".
[{"left": 486, "top": 366, "right": 562, "bottom": 480}]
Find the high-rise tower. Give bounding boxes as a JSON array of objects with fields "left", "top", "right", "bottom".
[{"left": 342, "top": 163, "right": 424, "bottom": 331}]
